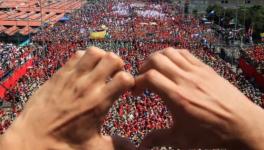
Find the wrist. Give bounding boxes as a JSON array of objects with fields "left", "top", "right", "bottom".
[
  {"left": 0, "top": 124, "right": 26, "bottom": 150},
  {"left": 0, "top": 115, "right": 39, "bottom": 150},
  {"left": 235, "top": 104, "right": 264, "bottom": 150}
]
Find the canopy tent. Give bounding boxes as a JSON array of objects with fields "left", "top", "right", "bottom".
[
  {"left": 19, "top": 39, "right": 30, "bottom": 47},
  {"left": 59, "top": 16, "right": 71, "bottom": 22}
]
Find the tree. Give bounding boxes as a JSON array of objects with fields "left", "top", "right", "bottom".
[
  {"left": 207, "top": 4, "right": 264, "bottom": 42},
  {"left": 192, "top": 9, "right": 198, "bottom": 17}
]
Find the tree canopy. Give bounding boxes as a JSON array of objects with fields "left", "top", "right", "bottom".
[{"left": 207, "top": 4, "right": 264, "bottom": 41}]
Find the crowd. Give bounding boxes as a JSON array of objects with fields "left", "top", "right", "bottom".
[
  {"left": 242, "top": 44, "right": 264, "bottom": 73},
  {"left": 244, "top": 45, "right": 264, "bottom": 63},
  {"left": 0, "top": 1, "right": 263, "bottom": 148},
  {"left": 0, "top": 42, "right": 77, "bottom": 134},
  {"left": 0, "top": 43, "right": 33, "bottom": 78}
]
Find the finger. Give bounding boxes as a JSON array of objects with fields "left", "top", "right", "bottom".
[
  {"left": 62, "top": 50, "right": 85, "bottom": 72},
  {"left": 161, "top": 48, "right": 193, "bottom": 71},
  {"left": 97, "top": 71, "right": 134, "bottom": 120},
  {"left": 104, "top": 71, "right": 135, "bottom": 100},
  {"left": 82, "top": 135, "right": 114, "bottom": 150},
  {"left": 140, "top": 52, "right": 187, "bottom": 84},
  {"left": 51, "top": 51, "right": 85, "bottom": 82},
  {"left": 139, "top": 129, "right": 175, "bottom": 149},
  {"left": 75, "top": 46, "right": 106, "bottom": 74},
  {"left": 133, "top": 69, "right": 186, "bottom": 107},
  {"left": 74, "top": 71, "right": 133, "bottom": 126},
  {"left": 91, "top": 52, "right": 124, "bottom": 82},
  {"left": 178, "top": 50, "right": 205, "bottom": 67}
]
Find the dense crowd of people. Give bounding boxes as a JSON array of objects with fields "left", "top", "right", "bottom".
[
  {"left": 0, "top": 1, "right": 263, "bottom": 148},
  {"left": 245, "top": 45, "right": 264, "bottom": 63},
  {"left": 0, "top": 43, "right": 33, "bottom": 77},
  {"left": 242, "top": 44, "right": 264, "bottom": 73}
]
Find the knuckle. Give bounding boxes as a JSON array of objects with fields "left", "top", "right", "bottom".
[
  {"left": 76, "top": 64, "right": 86, "bottom": 73},
  {"left": 192, "top": 77, "right": 203, "bottom": 86},
  {"left": 73, "top": 80, "right": 86, "bottom": 97},
  {"left": 87, "top": 46, "right": 98, "bottom": 54},
  {"left": 87, "top": 46, "right": 100, "bottom": 51},
  {"left": 106, "top": 52, "right": 119, "bottom": 60},
  {"left": 148, "top": 53, "right": 162, "bottom": 66},
  {"left": 118, "top": 72, "right": 130, "bottom": 81},
  {"left": 75, "top": 50, "right": 85, "bottom": 58},
  {"left": 187, "top": 74, "right": 201, "bottom": 85},
  {"left": 117, "top": 72, "right": 134, "bottom": 86},
  {"left": 88, "top": 46, "right": 105, "bottom": 58},
  {"left": 163, "top": 47, "right": 175, "bottom": 54},
  {"left": 145, "top": 69, "right": 158, "bottom": 81},
  {"left": 167, "top": 87, "right": 188, "bottom": 107},
  {"left": 106, "top": 52, "right": 124, "bottom": 67},
  {"left": 197, "top": 64, "right": 216, "bottom": 76},
  {"left": 179, "top": 49, "right": 189, "bottom": 54}
]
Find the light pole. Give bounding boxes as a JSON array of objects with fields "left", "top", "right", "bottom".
[
  {"left": 27, "top": 0, "right": 30, "bottom": 41},
  {"left": 235, "top": 0, "right": 239, "bottom": 31},
  {"left": 243, "top": 0, "right": 246, "bottom": 43},
  {"left": 40, "top": 0, "right": 43, "bottom": 29},
  {"left": 38, "top": 0, "right": 44, "bottom": 45}
]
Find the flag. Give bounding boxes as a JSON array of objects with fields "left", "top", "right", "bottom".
[{"left": 260, "top": 33, "right": 264, "bottom": 38}]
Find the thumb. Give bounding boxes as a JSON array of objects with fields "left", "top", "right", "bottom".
[
  {"left": 112, "top": 135, "right": 137, "bottom": 150},
  {"left": 139, "top": 129, "right": 175, "bottom": 150}
]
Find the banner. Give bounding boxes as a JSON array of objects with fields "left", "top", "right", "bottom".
[
  {"left": 239, "top": 59, "right": 264, "bottom": 89},
  {"left": 89, "top": 30, "right": 107, "bottom": 40},
  {"left": 0, "top": 58, "right": 34, "bottom": 99},
  {"left": 260, "top": 33, "right": 264, "bottom": 38}
]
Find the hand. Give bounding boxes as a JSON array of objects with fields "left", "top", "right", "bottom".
[
  {"left": 134, "top": 48, "right": 264, "bottom": 150},
  {"left": 1, "top": 47, "right": 136, "bottom": 150}
]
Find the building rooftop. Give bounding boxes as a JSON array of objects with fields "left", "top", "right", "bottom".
[{"left": 0, "top": 0, "right": 85, "bottom": 36}]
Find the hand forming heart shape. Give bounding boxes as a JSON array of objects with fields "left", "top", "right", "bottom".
[{"left": 1, "top": 47, "right": 264, "bottom": 150}]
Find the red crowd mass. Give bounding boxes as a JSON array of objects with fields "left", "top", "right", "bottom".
[
  {"left": 0, "top": 1, "right": 263, "bottom": 146},
  {"left": 246, "top": 45, "right": 264, "bottom": 63}
]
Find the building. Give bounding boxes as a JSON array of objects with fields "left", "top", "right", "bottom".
[
  {"left": 0, "top": 0, "right": 85, "bottom": 36},
  {"left": 187, "top": 0, "right": 264, "bottom": 14},
  {"left": 188, "top": 0, "right": 209, "bottom": 14},
  {"left": 208, "top": 0, "right": 264, "bottom": 8}
]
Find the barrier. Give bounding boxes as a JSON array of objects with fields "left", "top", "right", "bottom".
[{"left": 239, "top": 58, "right": 264, "bottom": 89}]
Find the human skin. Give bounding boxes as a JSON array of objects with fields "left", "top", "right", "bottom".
[
  {"left": 134, "top": 47, "right": 264, "bottom": 150},
  {"left": 1, "top": 47, "right": 263, "bottom": 150},
  {"left": 0, "top": 47, "right": 136, "bottom": 150}
]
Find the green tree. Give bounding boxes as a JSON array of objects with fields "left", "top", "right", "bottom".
[
  {"left": 192, "top": 9, "right": 198, "bottom": 17},
  {"left": 207, "top": 4, "right": 264, "bottom": 42}
]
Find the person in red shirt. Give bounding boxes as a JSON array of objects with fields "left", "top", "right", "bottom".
[{"left": 1, "top": 47, "right": 264, "bottom": 150}]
